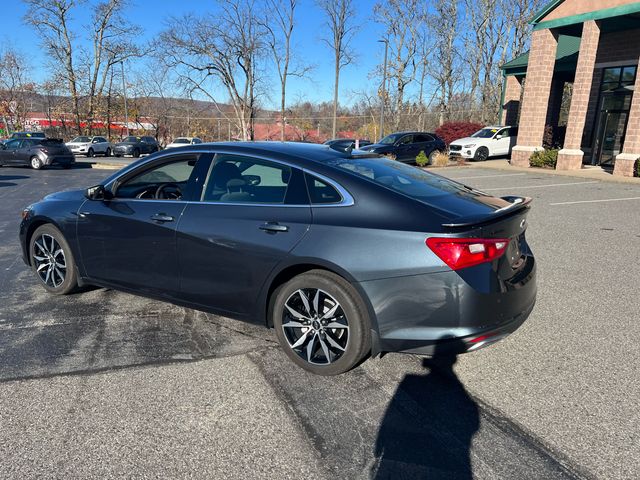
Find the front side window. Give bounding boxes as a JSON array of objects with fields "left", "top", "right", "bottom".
[
  {"left": 202, "top": 155, "right": 291, "bottom": 204},
  {"left": 4, "top": 139, "right": 21, "bottom": 149},
  {"left": 472, "top": 128, "right": 499, "bottom": 139},
  {"left": 115, "top": 157, "right": 198, "bottom": 200},
  {"left": 398, "top": 135, "right": 413, "bottom": 145},
  {"left": 379, "top": 133, "right": 403, "bottom": 145}
]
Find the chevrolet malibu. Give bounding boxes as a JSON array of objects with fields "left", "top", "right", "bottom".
[{"left": 19, "top": 142, "right": 536, "bottom": 375}]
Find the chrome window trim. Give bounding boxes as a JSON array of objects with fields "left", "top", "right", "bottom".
[{"left": 105, "top": 147, "right": 355, "bottom": 208}]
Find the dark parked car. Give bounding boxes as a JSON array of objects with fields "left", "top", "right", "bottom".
[
  {"left": 359, "top": 131, "right": 446, "bottom": 163},
  {"left": 113, "top": 136, "right": 159, "bottom": 157},
  {"left": 19, "top": 142, "right": 536, "bottom": 375},
  {"left": 0, "top": 137, "right": 74, "bottom": 169},
  {"left": 323, "top": 138, "right": 373, "bottom": 151},
  {"left": 9, "top": 131, "right": 47, "bottom": 140}
]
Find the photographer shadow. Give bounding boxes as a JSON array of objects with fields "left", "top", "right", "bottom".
[{"left": 372, "top": 339, "right": 479, "bottom": 480}]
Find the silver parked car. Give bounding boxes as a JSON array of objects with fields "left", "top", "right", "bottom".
[{"left": 66, "top": 136, "right": 112, "bottom": 157}]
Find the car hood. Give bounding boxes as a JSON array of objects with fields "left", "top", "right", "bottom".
[
  {"left": 66, "top": 142, "right": 90, "bottom": 146},
  {"left": 43, "top": 188, "right": 86, "bottom": 202},
  {"left": 450, "top": 137, "right": 481, "bottom": 146}
]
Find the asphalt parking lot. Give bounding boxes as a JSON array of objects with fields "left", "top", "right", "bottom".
[{"left": 0, "top": 163, "right": 638, "bottom": 479}]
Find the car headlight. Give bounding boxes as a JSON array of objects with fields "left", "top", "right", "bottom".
[{"left": 463, "top": 144, "right": 476, "bottom": 148}]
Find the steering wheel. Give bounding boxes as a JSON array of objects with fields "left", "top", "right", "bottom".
[{"left": 155, "top": 182, "right": 182, "bottom": 200}]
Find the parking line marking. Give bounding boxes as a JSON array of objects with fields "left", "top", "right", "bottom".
[
  {"left": 445, "top": 173, "right": 528, "bottom": 180},
  {"left": 550, "top": 196, "right": 640, "bottom": 206},
  {"left": 484, "top": 181, "right": 599, "bottom": 191}
]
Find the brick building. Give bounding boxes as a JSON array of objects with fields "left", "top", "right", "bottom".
[{"left": 501, "top": 0, "right": 640, "bottom": 176}]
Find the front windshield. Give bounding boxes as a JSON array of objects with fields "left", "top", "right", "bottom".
[
  {"left": 123, "top": 136, "right": 139, "bottom": 142},
  {"left": 173, "top": 138, "right": 190, "bottom": 144},
  {"left": 378, "top": 133, "right": 403, "bottom": 145},
  {"left": 71, "top": 136, "right": 91, "bottom": 143},
  {"left": 471, "top": 128, "right": 498, "bottom": 139}
]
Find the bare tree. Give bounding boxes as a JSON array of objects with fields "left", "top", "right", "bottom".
[
  {"left": 84, "top": 0, "right": 139, "bottom": 134},
  {"left": 374, "top": 0, "right": 425, "bottom": 130},
  {"left": 263, "top": 0, "right": 311, "bottom": 141},
  {"left": 161, "top": 0, "right": 263, "bottom": 140},
  {"left": 0, "top": 48, "right": 33, "bottom": 134},
  {"left": 429, "top": 0, "right": 460, "bottom": 125},
  {"left": 25, "top": 0, "right": 82, "bottom": 134},
  {"left": 317, "top": 0, "right": 356, "bottom": 138}
]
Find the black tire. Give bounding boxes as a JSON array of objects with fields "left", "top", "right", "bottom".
[
  {"left": 115, "top": 153, "right": 122, "bottom": 158},
  {"left": 87, "top": 148, "right": 95, "bottom": 158},
  {"left": 133, "top": 148, "right": 140, "bottom": 158},
  {"left": 29, "top": 224, "right": 78, "bottom": 295},
  {"left": 105, "top": 147, "right": 111, "bottom": 157},
  {"left": 30, "top": 156, "right": 43, "bottom": 170},
  {"left": 428, "top": 150, "right": 441, "bottom": 165},
  {"left": 272, "top": 270, "right": 371, "bottom": 375},
  {"left": 474, "top": 147, "right": 489, "bottom": 162}
]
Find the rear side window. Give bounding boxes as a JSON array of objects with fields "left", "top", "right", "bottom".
[
  {"left": 202, "top": 155, "right": 291, "bottom": 204},
  {"left": 414, "top": 134, "right": 434, "bottom": 142},
  {"left": 327, "top": 157, "right": 503, "bottom": 204},
  {"left": 305, "top": 174, "right": 342, "bottom": 204}
]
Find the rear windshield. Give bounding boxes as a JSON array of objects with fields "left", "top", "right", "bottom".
[{"left": 327, "top": 157, "right": 505, "bottom": 206}]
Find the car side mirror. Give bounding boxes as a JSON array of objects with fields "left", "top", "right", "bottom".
[
  {"left": 85, "top": 185, "right": 111, "bottom": 201},
  {"left": 495, "top": 135, "right": 503, "bottom": 140}
]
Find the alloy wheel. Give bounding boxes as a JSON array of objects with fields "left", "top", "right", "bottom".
[
  {"left": 32, "top": 234, "right": 66, "bottom": 288},
  {"left": 282, "top": 288, "right": 349, "bottom": 365}
]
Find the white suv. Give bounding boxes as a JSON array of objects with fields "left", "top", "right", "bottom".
[
  {"left": 66, "top": 136, "right": 112, "bottom": 157},
  {"left": 449, "top": 126, "right": 518, "bottom": 161}
]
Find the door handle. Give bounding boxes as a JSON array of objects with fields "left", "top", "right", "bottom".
[
  {"left": 150, "top": 213, "right": 175, "bottom": 223},
  {"left": 259, "top": 222, "right": 289, "bottom": 233}
]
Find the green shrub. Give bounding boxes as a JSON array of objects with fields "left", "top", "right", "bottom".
[
  {"left": 636, "top": 158, "right": 640, "bottom": 177},
  {"left": 416, "top": 150, "right": 428, "bottom": 166},
  {"left": 529, "top": 149, "right": 558, "bottom": 168}
]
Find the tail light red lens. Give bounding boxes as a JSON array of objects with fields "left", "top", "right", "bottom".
[{"left": 426, "top": 237, "right": 510, "bottom": 270}]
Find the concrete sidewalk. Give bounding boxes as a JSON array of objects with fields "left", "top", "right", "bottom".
[{"left": 455, "top": 158, "right": 640, "bottom": 185}]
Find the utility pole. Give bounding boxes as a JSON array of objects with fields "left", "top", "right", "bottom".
[
  {"left": 120, "top": 61, "right": 129, "bottom": 137},
  {"left": 378, "top": 39, "right": 389, "bottom": 141}
]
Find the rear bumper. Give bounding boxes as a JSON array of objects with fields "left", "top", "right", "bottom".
[
  {"left": 359, "top": 254, "right": 536, "bottom": 356},
  {"left": 45, "top": 155, "right": 75, "bottom": 166}
]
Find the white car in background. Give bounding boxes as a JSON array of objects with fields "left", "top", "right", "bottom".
[
  {"left": 449, "top": 126, "right": 518, "bottom": 161},
  {"left": 66, "top": 136, "right": 112, "bottom": 157},
  {"left": 165, "top": 137, "right": 203, "bottom": 149}
]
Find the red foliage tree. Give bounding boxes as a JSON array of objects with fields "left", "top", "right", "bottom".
[{"left": 435, "top": 122, "right": 484, "bottom": 146}]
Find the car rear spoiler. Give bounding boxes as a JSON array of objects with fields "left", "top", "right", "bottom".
[{"left": 442, "top": 196, "right": 532, "bottom": 229}]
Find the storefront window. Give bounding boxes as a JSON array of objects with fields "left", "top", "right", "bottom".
[{"left": 601, "top": 65, "right": 637, "bottom": 91}]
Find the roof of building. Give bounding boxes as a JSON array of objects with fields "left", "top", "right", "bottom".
[{"left": 501, "top": 34, "right": 581, "bottom": 76}]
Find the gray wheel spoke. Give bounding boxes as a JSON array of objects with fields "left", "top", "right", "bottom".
[
  {"left": 297, "top": 290, "right": 312, "bottom": 316},
  {"left": 290, "top": 329, "right": 311, "bottom": 349},
  {"left": 318, "top": 335, "right": 331, "bottom": 363},
  {"left": 35, "top": 240, "right": 47, "bottom": 254},
  {"left": 313, "top": 289, "right": 320, "bottom": 316},
  {"left": 320, "top": 303, "right": 340, "bottom": 320},
  {"left": 285, "top": 304, "right": 309, "bottom": 320},
  {"left": 282, "top": 320, "right": 305, "bottom": 329},
  {"left": 37, "top": 262, "right": 50, "bottom": 272},
  {"left": 325, "top": 332, "right": 346, "bottom": 352},
  {"left": 306, "top": 333, "right": 317, "bottom": 362},
  {"left": 44, "top": 268, "right": 52, "bottom": 285},
  {"left": 326, "top": 319, "right": 348, "bottom": 329},
  {"left": 33, "top": 254, "right": 47, "bottom": 262}
]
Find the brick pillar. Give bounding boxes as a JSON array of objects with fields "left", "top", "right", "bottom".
[
  {"left": 501, "top": 75, "right": 522, "bottom": 126},
  {"left": 614, "top": 56, "right": 640, "bottom": 177},
  {"left": 511, "top": 29, "right": 559, "bottom": 167},
  {"left": 557, "top": 21, "right": 601, "bottom": 170}
]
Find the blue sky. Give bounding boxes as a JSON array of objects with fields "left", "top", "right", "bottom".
[{"left": 2, "top": 0, "right": 388, "bottom": 108}]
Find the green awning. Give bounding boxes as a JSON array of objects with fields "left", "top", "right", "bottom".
[{"left": 501, "top": 34, "right": 581, "bottom": 76}]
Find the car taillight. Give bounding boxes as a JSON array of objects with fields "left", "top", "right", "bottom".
[{"left": 426, "top": 237, "right": 510, "bottom": 270}]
